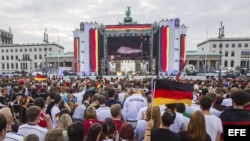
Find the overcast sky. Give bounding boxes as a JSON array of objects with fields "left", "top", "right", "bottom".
[{"left": 1, "top": 0, "right": 250, "bottom": 52}]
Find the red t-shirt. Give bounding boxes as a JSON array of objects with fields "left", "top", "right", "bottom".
[
  {"left": 83, "top": 119, "right": 101, "bottom": 135},
  {"left": 113, "top": 119, "right": 123, "bottom": 131},
  {"left": 38, "top": 112, "right": 47, "bottom": 128}
]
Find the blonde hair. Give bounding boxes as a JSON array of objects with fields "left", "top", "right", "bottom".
[
  {"left": 85, "top": 106, "right": 97, "bottom": 120},
  {"left": 57, "top": 114, "right": 72, "bottom": 131},
  {"left": 146, "top": 104, "right": 161, "bottom": 128},
  {"left": 0, "top": 107, "right": 13, "bottom": 124}
]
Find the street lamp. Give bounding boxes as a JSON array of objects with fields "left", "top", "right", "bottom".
[
  {"left": 218, "top": 21, "right": 225, "bottom": 81},
  {"left": 43, "top": 28, "right": 49, "bottom": 75}
]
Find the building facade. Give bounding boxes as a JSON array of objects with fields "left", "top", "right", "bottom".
[
  {"left": 0, "top": 29, "right": 13, "bottom": 46},
  {"left": 197, "top": 38, "right": 250, "bottom": 71},
  {"left": 0, "top": 43, "right": 64, "bottom": 73}
]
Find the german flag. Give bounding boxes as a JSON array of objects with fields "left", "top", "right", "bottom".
[
  {"left": 153, "top": 79, "right": 193, "bottom": 106},
  {"left": 35, "top": 73, "right": 48, "bottom": 81}
]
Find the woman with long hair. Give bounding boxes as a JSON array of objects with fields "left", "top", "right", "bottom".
[
  {"left": 96, "top": 118, "right": 116, "bottom": 141},
  {"left": 135, "top": 104, "right": 161, "bottom": 141},
  {"left": 86, "top": 123, "right": 102, "bottom": 141},
  {"left": 57, "top": 114, "right": 73, "bottom": 141},
  {"left": 178, "top": 110, "right": 211, "bottom": 141},
  {"left": 83, "top": 106, "right": 101, "bottom": 138}
]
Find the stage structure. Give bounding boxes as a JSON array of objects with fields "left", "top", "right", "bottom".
[{"left": 73, "top": 7, "right": 187, "bottom": 76}]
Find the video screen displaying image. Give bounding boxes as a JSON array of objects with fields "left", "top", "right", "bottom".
[{"left": 107, "top": 36, "right": 150, "bottom": 56}]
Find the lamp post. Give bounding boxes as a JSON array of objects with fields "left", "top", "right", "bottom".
[
  {"left": 43, "top": 28, "right": 49, "bottom": 75},
  {"left": 218, "top": 21, "right": 224, "bottom": 81}
]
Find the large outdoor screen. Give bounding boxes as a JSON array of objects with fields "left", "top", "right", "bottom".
[{"left": 107, "top": 36, "right": 150, "bottom": 56}]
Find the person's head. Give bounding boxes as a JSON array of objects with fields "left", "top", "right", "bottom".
[
  {"left": 187, "top": 110, "right": 208, "bottom": 141},
  {"left": 87, "top": 123, "right": 102, "bottom": 141},
  {"left": 119, "top": 122, "right": 134, "bottom": 141},
  {"left": 90, "top": 94, "right": 98, "bottom": 103},
  {"left": 108, "top": 88, "right": 116, "bottom": 98},
  {"left": 100, "top": 118, "right": 116, "bottom": 140},
  {"left": 68, "top": 122, "right": 84, "bottom": 141},
  {"left": 0, "top": 107, "right": 13, "bottom": 125},
  {"left": 34, "top": 97, "right": 45, "bottom": 109},
  {"left": 68, "top": 88, "right": 74, "bottom": 94},
  {"left": 58, "top": 108, "right": 71, "bottom": 118},
  {"left": 0, "top": 114, "right": 7, "bottom": 139},
  {"left": 161, "top": 109, "right": 176, "bottom": 127},
  {"left": 146, "top": 104, "right": 161, "bottom": 128},
  {"left": 85, "top": 106, "right": 97, "bottom": 120},
  {"left": 24, "top": 134, "right": 39, "bottom": 141},
  {"left": 97, "top": 95, "right": 106, "bottom": 105},
  {"left": 83, "top": 92, "right": 92, "bottom": 103},
  {"left": 206, "top": 92, "right": 217, "bottom": 103},
  {"left": 214, "top": 95, "right": 224, "bottom": 105},
  {"left": 244, "top": 88, "right": 250, "bottom": 105},
  {"left": 110, "top": 104, "right": 121, "bottom": 119},
  {"left": 1, "top": 88, "right": 8, "bottom": 96},
  {"left": 176, "top": 103, "right": 186, "bottom": 114},
  {"left": 231, "top": 91, "right": 249, "bottom": 107},
  {"left": 45, "top": 128, "right": 65, "bottom": 141},
  {"left": 49, "top": 91, "right": 56, "bottom": 99},
  {"left": 54, "top": 94, "right": 62, "bottom": 104},
  {"left": 199, "top": 95, "right": 213, "bottom": 111},
  {"left": 58, "top": 114, "right": 73, "bottom": 131},
  {"left": 26, "top": 106, "right": 41, "bottom": 122},
  {"left": 201, "top": 88, "right": 208, "bottom": 96},
  {"left": 165, "top": 103, "right": 177, "bottom": 111},
  {"left": 230, "top": 87, "right": 239, "bottom": 94}
]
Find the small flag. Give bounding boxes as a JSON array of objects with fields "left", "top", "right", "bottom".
[
  {"left": 35, "top": 73, "right": 48, "bottom": 81},
  {"left": 153, "top": 79, "right": 193, "bottom": 106}
]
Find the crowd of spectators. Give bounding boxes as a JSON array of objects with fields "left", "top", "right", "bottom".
[{"left": 0, "top": 75, "right": 250, "bottom": 141}]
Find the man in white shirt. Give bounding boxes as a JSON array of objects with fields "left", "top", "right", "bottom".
[
  {"left": 200, "top": 96, "right": 223, "bottom": 141},
  {"left": 18, "top": 106, "right": 48, "bottom": 141},
  {"left": 96, "top": 95, "right": 112, "bottom": 122},
  {"left": 0, "top": 107, "right": 24, "bottom": 141},
  {"left": 166, "top": 103, "right": 189, "bottom": 133},
  {"left": 122, "top": 87, "right": 147, "bottom": 128},
  {"left": 73, "top": 86, "right": 86, "bottom": 105}
]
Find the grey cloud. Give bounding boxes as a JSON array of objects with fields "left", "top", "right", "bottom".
[{"left": 0, "top": 0, "right": 250, "bottom": 51}]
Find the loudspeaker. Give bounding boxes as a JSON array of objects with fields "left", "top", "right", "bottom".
[
  {"left": 175, "top": 18, "right": 180, "bottom": 27},
  {"left": 80, "top": 23, "right": 84, "bottom": 31}
]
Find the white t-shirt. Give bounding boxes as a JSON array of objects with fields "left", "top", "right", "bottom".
[
  {"left": 135, "top": 120, "right": 147, "bottom": 141},
  {"left": 118, "top": 92, "right": 126, "bottom": 104},
  {"left": 96, "top": 106, "right": 112, "bottom": 122},
  {"left": 18, "top": 124, "right": 48, "bottom": 141},
  {"left": 73, "top": 90, "right": 85, "bottom": 105},
  {"left": 204, "top": 115, "right": 223, "bottom": 141},
  {"left": 137, "top": 107, "right": 147, "bottom": 120},
  {"left": 3, "top": 132, "right": 24, "bottom": 141},
  {"left": 51, "top": 105, "right": 60, "bottom": 127},
  {"left": 72, "top": 104, "right": 86, "bottom": 120},
  {"left": 221, "top": 98, "right": 232, "bottom": 107},
  {"left": 170, "top": 112, "right": 189, "bottom": 133}
]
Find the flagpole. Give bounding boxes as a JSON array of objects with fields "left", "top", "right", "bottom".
[{"left": 151, "top": 79, "right": 156, "bottom": 119}]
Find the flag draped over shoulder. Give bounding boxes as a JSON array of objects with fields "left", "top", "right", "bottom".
[
  {"left": 35, "top": 73, "right": 48, "bottom": 81},
  {"left": 153, "top": 79, "right": 193, "bottom": 106}
]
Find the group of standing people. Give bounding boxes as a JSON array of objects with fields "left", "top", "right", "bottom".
[{"left": 0, "top": 75, "right": 249, "bottom": 141}]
